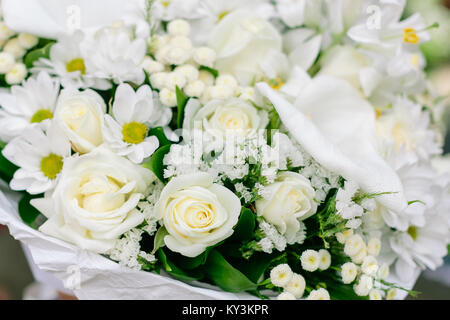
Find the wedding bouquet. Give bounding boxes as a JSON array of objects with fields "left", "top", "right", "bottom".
[{"left": 0, "top": 0, "right": 449, "bottom": 300}]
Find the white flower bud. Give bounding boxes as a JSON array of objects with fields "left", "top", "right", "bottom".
[
  {"left": 361, "top": 255, "right": 378, "bottom": 276},
  {"left": 284, "top": 273, "right": 305, "bottom": 298},
  {"left": 5, "top": 63, "right": 27, "bottom": 85},
  {"left": 0, "top": 52, "right": 15, "bottom": 73},
  {"left": 318, "top": 249, "right": 331, "bottom": 270},
  {"left": 198, "top": 70, "right": 215, "bottom": 86},
  {"left": 193, "top": 47, "right": 216, "bottom": 68},
  {"left": 341, "top": 262, "right": 358, "bottom": 284},
  {"left": 301, "top": 250, "right": 320, "bottom": 272},
  {"left": 150, "top": 72, "right": 168, "bottom": 90},
  {"left": 3, "top": 38, "right": 26, "bottom": 59},
  {"left": 277, "top": 292, "right": 296, "bottom": 300},
  {"left": 270, "top": 264, "right": 293, "bottom": 287},
  {"left": 142, "top": 57, "right": 165, "bottom": 74},
  {"left": 17, "top": 33, "right": 39, "bottom": 49},
  {"left": 159, "top": 88, "right": 177, "bottom": 107},
  {"left": 167, "top": 19, "right": 191, "bottom": 36},
  {"left": 367, "top": 238, "right": 381, "bottom": 257},
  {"left": 170, "top": 36, "right": 193, "bottom": 51},
  {"left": 174, "top": 64, "right": 199, "bottom": 82},
  {"left": 216, "top": 74, "right": 238, "bottom": 90},
  {"left": 184, "top": 80, "right": 205, "bottom": 97},
  {"left": 165, "top": 72, "right": 187, "bottom": 90}
]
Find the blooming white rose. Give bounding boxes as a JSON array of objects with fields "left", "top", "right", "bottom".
[
  {"left": 183, "top": 98, "right": 268, "bottom": 141},
  {"left": 31, "top": 147, "right": 155, "bottom": 253},
  {"left": 154, "top": 173, "right": 241, "bottom": 257},
  {"left": 208, "top": 9, "right": 282, "bottom": 85},
  {"left": 256, "top": 172, "right": 317, "bottom": 243},
  {"left": 54, "top": 88, "right": 106, "bottom": 154}
]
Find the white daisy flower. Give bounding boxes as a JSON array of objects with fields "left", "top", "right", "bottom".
[
  {"left": 0, "top": 72, "right": 60, "bottom": 142},
  {"left": 270, "top": 263, "right": 293, "bottom": 287},
  {"left": 33, "top": 31, "right": 111, "bottom": 90},
  {"left": 103, "top": 83, "right": 171, "bottom": 164},
  {"left": 2, "top": 122, "right": 71, "bottom": 194},
  {"left": 81, "top": 24, "right": 147, "bottom": 86},
  {"left": 300, "top": 249, "right": 320, "bottom": 272},
  {"left": 307, "top": 288, "right": 330, "bottom": 300}
]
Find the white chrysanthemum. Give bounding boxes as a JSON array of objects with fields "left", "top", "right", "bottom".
[
  {"left": 151, "top": 0, "right": 201, "bottom": 21},
  {"left": 351, "top": 247, "right": 368, "bottom": 264},
  {"left": 277, "top": 292, "right": 296, "bottom": 300},
  {"left": 2, "top": 122, "right": 71, "bottom": 194},
  {"left": 0, "top": 21, "right": 16, "bottom": 41},
  {"left": 284, "top": 273, "right": 305, "bottom": 298},
  {"left": 353, "top": 275, "right": 373, "bottom": 297},
  {"left": 307, "top": 288, "right": 330, "bottom": 300},
  {"left": 167, "top": 19, "right": 191, "bottom": 36},
  {"left": 0, "top": 72, "right": 60, "bottom": 142},
  {"left": 318, "top": 249, "right": 331, "bottom": 271},
  {"left": 0, "top": 52, "right": 15, "bottom": 73},
  {"left": 369, "top": 289, "right": 383, "bottom": 300},
  {"left": 159, "top": 88, "right": 177, "bottom": 107},
  {"left": 386, "top": 288, "right": 397, "bottom": 300},
  {"left": 336, "top": 229, "right": 354, "bottom": 244},
  {"left": 377, "top": 263, "right": 390, "bottom": 280},
  {"left": 5, "top": 63, "right": 27, "bottom": 85},
  {"left": 341, "top": 262, "right": 358, "bottom": 284},
  {"left": 165, "top": 72, "right": 187, "bottom": 90},
  {"left": 361, "top": 256, "right": 379, "bottom": 277},
  {"left": 216, "top": 74, "right": 238, "bottom": 90},
  {"left": 103, "top": 84, "right": 171, "bottom": 164},
  {"left": 81, "top": 24, "right": 147, "bottom": 85},
  {"left": 141, "top": 57, "right": 165, "bottom": 74},
  {"left": 185, "top": 80, "right": 206, "bottom": 98},
  {"left": 17, "top": 33, "right": 39, "bottom": 49},
  {"left": 367, "top": 238, "right": 382, "bottom": 257},
  {"left": 33, "top": 31, "right": 111, "bottom": 90},
  {"left": 344, "top": 234, "right": 366, "bottom": 257},
  {"left": 174, "top": 65, "right": 199, "bottom": 82},
  {"left": 301, "top": 250, "right": 320, "bottom": 272},
  {"left": 270, "top": 264, "right": 293, "bottom": 287},
  {"left": 193, "top": 47, "right": 216, "bottom": 68},
  {"left": 150, "top": 72, "right": 169, "bottom": 90}
]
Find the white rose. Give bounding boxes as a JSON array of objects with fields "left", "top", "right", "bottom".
[
  {"left": 208, "top": 9, "right": 282, "bottom": 85},
  {"left": 184, "top": 98, "right": 268, "bottom": 140},
  {"left": 154, "top": 173, "right": 241, "bottom": 257},
  {"left": 55, "top": 88, "right": 106, "bottom": 154},
  {"left": 255, "top": 172, "right": 317, "bottom": 243},
  {"left": 31, "top": 147, "right": 155, "bottom": 253}
]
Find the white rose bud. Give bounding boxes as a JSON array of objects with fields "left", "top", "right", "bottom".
[
  {"left": 0, "top": 52, "right": 15, "bottom": 74},
  {"left": 5, "top": 63, "right": 27, "bottom": 85},
  {"left": 32, "top": 147, "right": 155, "bottom": 253},
  {"left": 167, "top": 19, "right": 191, "bottom": 36},
  {"left": 193, "top": 47, "right": 216, "bottom": 68},
  {"left": 154, "top": 173, "right": 241, "bottom": 257},
  {"left": 17, "top": 33, "right": 39, "bottom": 49},
  {"left": 54, "top": 88, "right": 106, "bottom": 154},
  {"left": 256, "top": 172, "right": 317, "bottom": 243}
]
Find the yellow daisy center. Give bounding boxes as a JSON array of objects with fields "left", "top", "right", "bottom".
[
  {"left": 30, "top": 109, "right": 53, "bottom": 123},
  {"left": 40, "top": 154, "right": 63, "bottom": 180},
  {"left": 122, "top": 122, "right": 148, "bottom": 144},
  {"left": 267, "top": 77, "right": 284, "bottom": 91},
  {"left": 66, "top": 58, "right": 86, "bottom": 74}
]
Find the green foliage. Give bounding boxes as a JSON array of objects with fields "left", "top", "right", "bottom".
[
  {"left": 230, "top": 207, "right": 256, "bottom": 242},
  {"left": 148, "top": 127, "right": 172, "bottom": 147},
  {"left": 176, "top": 86, "right": 188, "bottom": 129},
  {"left": 0, "top": 151, "right": 18, "bottom": 183},
  {"left": 157, "top": 249, "right": 203, "bottom": 282},
  {"left": 199, "top": 66, "right": 219, "bottom": 78},
  {"left": 204, "top": 250, "right": 258, "bottom": 293},
  {"left": 152, "top": 226, "right": 168, "bottom": 254},
  {"left": 142, "top": 144, "right": 171, "bottom": 182},
  {"left": 18, "top": 194, "right": 44, "bottom": 228},
  {"left": 24, "top": 42, "right": 54, "bottom": 68}
]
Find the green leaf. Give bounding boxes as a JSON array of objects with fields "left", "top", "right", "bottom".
[
  {"left": 0, "top": 150, "right": 18, "bottom": 184},
  {"left": 205, "top": 250, "right": 257, "bottom": 293},
  {"left": 199, "top": 66, "right": 219, "bottom": 78},
  {"left": 152, "top": 226, "right": 168, "bottom": 254},
  {"left": 148, "top": 127, "right": 172, "bottom": 147},
  {"left": 157, "top": 249, "right": 203, "bottom": 282},
  {"left": 171, "top": 247, "right": 213, "bottom": 270},
  {"left": 24, "top": 42, "right": 54, "bottom": 68},
  {"left": 235, "top": 253, "right": 280, "bottom": 284},
  {"left": 176, "top": 86, "right": 188, "bottom": 128},
  {"left": 18, "top": 194, "right": 44, "bottom": 228},
  {"left": 230, "top": 207, "right": 256, "bottom": 242},
  {"left": 142, "top": 144, "right": 171, "bottom": 182}
]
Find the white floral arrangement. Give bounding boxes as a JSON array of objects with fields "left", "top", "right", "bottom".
[{"left": 0, "top": 0, "right": 449, "bottom": 301}]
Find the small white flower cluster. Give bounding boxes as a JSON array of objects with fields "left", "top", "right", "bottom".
[
  {"left": 271, "top": 264, "right": 308, "bottom": 300},
  {"left": 337, "top": 232, "right": 391, "bottom": 299},
  {"left": 0, "top": 11, "right": 38, "bottom": 84},
  {"left": 300, "top": 249, "right": 331, "bottom": 273}
]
